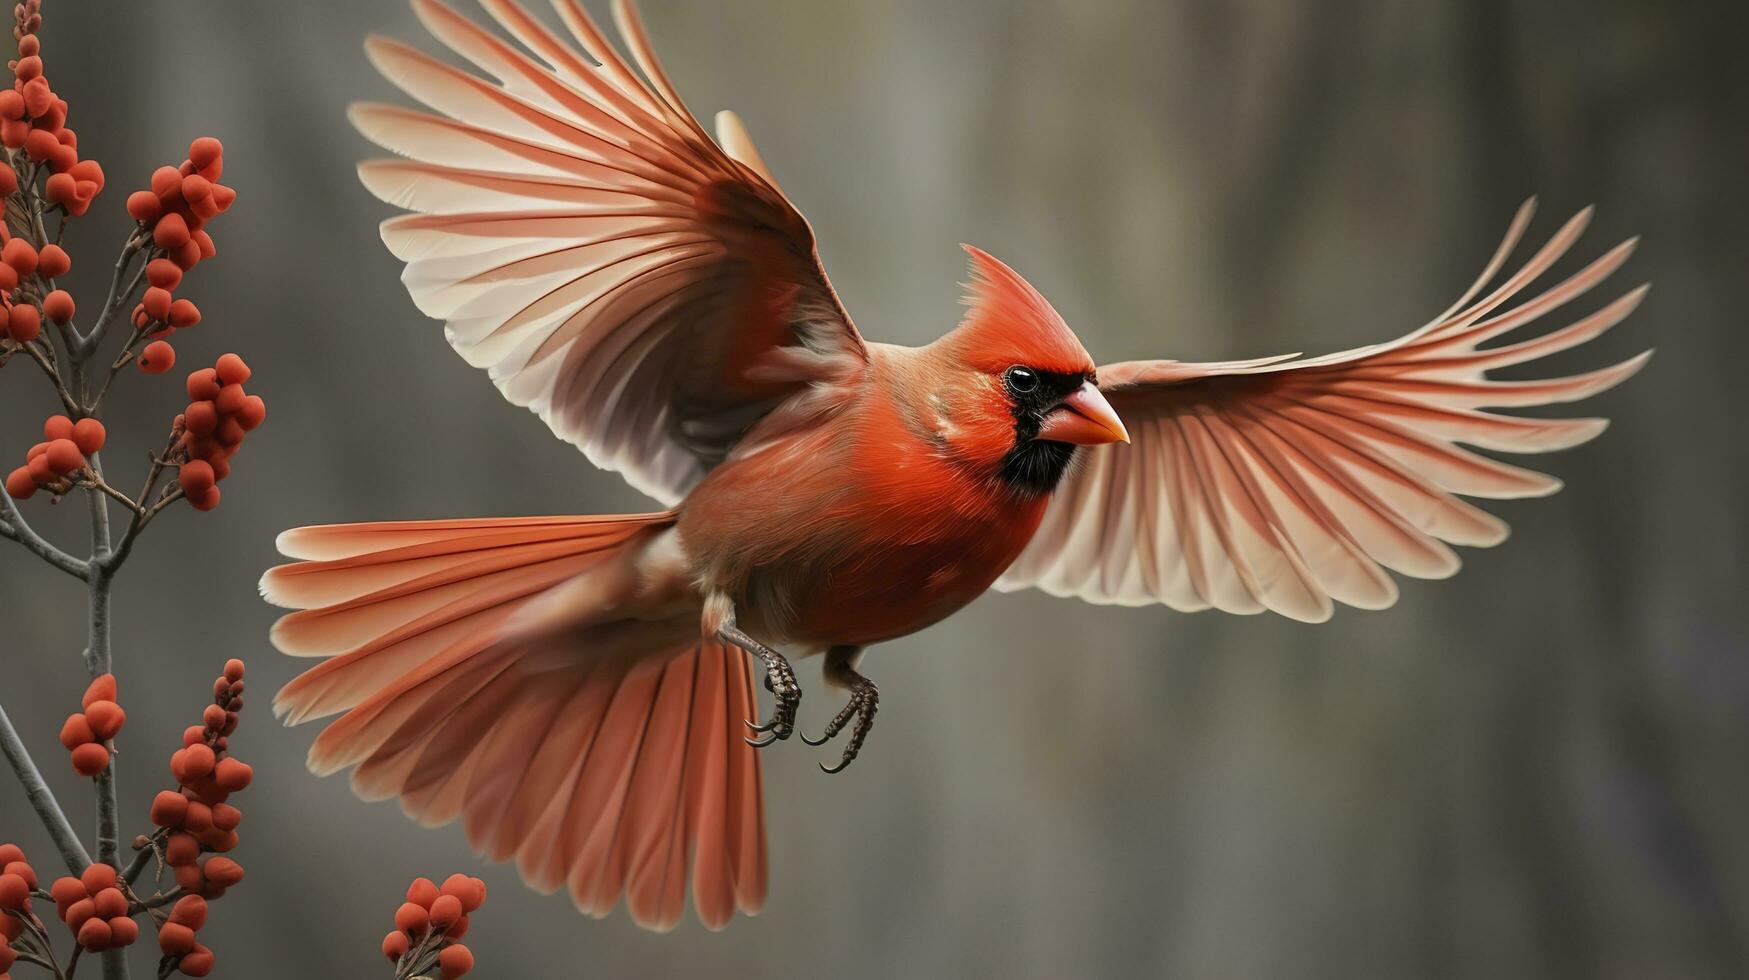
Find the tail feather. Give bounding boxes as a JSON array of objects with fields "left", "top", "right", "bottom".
[{"left": 266, "top": 514, "right": 767, "bottom": 931}]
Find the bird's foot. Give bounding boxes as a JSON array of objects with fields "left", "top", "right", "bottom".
[
  {"left": 802, "top": 667, "right": 878, "bottom": 774},
  {"left": 717, "top": 621, "right": 799, "bottom": 747}
]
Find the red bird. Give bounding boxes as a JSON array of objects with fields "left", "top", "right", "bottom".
[{"left": 266, "top": 0, "right": 1649, "bottom": 931}]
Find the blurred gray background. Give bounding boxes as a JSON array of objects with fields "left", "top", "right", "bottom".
[{"left": 3, "top": 0, "right": 1746, "bottom": 977}]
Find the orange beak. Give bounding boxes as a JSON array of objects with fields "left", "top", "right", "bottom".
[{"left": 1036, "top": 381, "right": 1129, "bottom": 446}]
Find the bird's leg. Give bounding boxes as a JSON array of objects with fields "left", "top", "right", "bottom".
[
  {"left": 715, "top": 615, "right": 800, "bottom": 747},
  {"left": 801, "top": 645, "right": 878, "bottom": 774}
]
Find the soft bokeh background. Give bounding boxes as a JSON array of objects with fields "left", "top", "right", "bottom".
[{"left": 3, "top": 0, "right": 1745, "bottom": 977}]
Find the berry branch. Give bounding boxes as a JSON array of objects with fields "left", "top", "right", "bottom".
[{"left": 0, "top": 2, "right": 266, "bottom": 978}]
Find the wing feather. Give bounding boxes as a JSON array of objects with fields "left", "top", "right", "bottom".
[
  {"left": 358, "top": 0, "right": 866, "bottom": 505},
  {"left": 998, "top": 202, "right": 1649, "bottom": 620}
]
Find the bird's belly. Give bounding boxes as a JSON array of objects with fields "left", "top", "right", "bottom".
[{"left": 765, "top": 513, "right": 1040, "bottom": 648}]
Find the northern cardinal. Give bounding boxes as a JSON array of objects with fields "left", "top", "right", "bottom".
[{"left": 265, "top": 0, "right": 1649, "bottom": 931}]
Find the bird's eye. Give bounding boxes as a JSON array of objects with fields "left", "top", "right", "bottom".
[{"left": 1004, "top": 366, "right": 1039, "bottom": 394}]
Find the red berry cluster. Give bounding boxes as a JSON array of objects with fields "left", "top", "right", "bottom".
[
  {"left": 4, "top": 414, "right": 102, "bottom": 500},
  {"left": 0, "top": 237, "right": 71, "bottom": 345},
  {"left": 174, "top": 354, "right": 262, "bottom": 510},
  {"left": 0, "top": 3, "right": 104, "bottom": 218},
  {"left": 58, "top": 673, "right": 123, "bottom": 777},
  {"left": 153, "top": 894, "right": 214, "bottom": 977},
  {"left": 47, "top": 863, "right": 138, "bottom": 954},
  {"left": 153, "top": 659, "right": 251, "bottom": 905},
  {"left": 123, "top": 136, "right": 233, "bottom": 374},
  {"left": 382, "top": 875, "right": 485, "bottom": 979},
  {"left": 0, "top": 843, "right": 36, "bottom": 972}
]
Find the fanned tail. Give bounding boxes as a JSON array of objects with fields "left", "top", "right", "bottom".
[{"left": 264, "top": 514, "right": 767, "bottom": 931}]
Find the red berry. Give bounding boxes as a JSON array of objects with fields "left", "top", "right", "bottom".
[
  {"left": 151, "top": 789, "right": 190, "bottom": 827},
  {"left": 210, "top": 803, "right": 242, "bottom": 832},
  {"left": 214, "top": 353, "right": 250, "bottom": 385},
  {"left": 91, "top": 887, "right": 126, "bottom": 918},
  {"left": 64, "top": 896, "right": 96, "bottom": 932},
  {"left": 237, "top": 395, "right": 266, "bottom": 430},
  {"left": 5, "top": 466, "right": 35, "bottom": 499},
  {"left": 82, "top": 867, "right": 119, "bottom": 900},
  {"left": 164, "top": 833, "right": 199, "bottom": 868},
  {"left": 440, "top": 873, "right": 487, "bottom": 913},
  {"left": 178, "top": 946, "right": 215, "bottom": 976},
  {"left": 170, "top": 238, "right": 202, "bottom": 270},
  {"left": 44, "top": 438, "right": 83, "bottom": 475},
  {"left": 0, "top": 872, "right": 28, "bottom": 910},
  {"left": 83, "top": 674, "right": 117, "bottom": 709},
  {"left": 109, "top": 915, "right": 139, "bottom": 947},
  {"left": 185, "top": 368, "right": 219, "bottom": 400},
  {"left": 26, "top": 450, "right": 55, "bottom": 485},
  {"left": 168, "top": 894, "right": 208, "bottom": 929},
  {"left": 58, "top": 712, "right": 95, "bottom": 749},
  {"left": 8, "top": 302, "right": 39, "bottom": 342},
  {"left": 180, "top": 743, "right": 216, "bottom": 781},
  {"left": 183, "top": 402, "right": 218, "bottom": 438},
  {"left": 150, "top": 165, "right": 181, "bottom": 198},
  {"left": 126, "top": 190, "right": 160, "bottom": 223},
  {"left": 70, "top": 742, "right": 109, "bottom": 776},
  {"left": 177, "top": 459, "right": 215, "bottom": 496},
  {"left": 2, "top": 236, "right": 35, "bottom": 273},
  {"left": 429, "top": 893, "right": 463, "bottom": 930},
  {"left": 156, "top": 926, "right": 198, "bottom": 956},
  {"left": 212, "top": 758, "right": 252, "bottom": 792},
  {"left": 188, "top": 484, "right": 221, "bottom": 511},
  {"left": 146, "top": 257, "right": 182, "bottom": 289},
  {"left": 84, "top": 700, "right": 124, "bottom": 740},
  {"left": 142, "top": 286, "right": 173, "bottom": 322},
  {"left": 42, "top": 288, "right": 72, "bottom": 323},
  {"left": 406, "top": 877, "right": 439, "bottom": 909},
  {"left": 168, "top": 298, "right": 200, "bottom": 328},
  {"left": 215, "top": 384, "right": 246, "bottom": 416},
  {"left": 189, "top": 137, "right": 222, "bottom": 169},
  {"left": 71, "top": 418, "right": 105, "bottom": 454},
  {"left": 153, "top": 212, "right": 190, "bottom": 249},
  {"left": 138, "top": 339, "right": 175, "bottom": 374},
  {"left": 49, "top": 876, "right": 85, "bottom": 910},
  {"left": 76, "top": 916, "right": 112, "bottom": 950},
  {"left": 438, "top": 943, "right": 475, "bottom": 978},
  {"left": 22, "top": 125, "right": 56, "bottom": 162},
  {"left": 394, "top": 901, "right": 429, "bottom": 934},
  {"left": 42, "top": 170, "right": 75, "bottom": 204},
  {"left": 201, "top": 857, "right": 243, "bottom": 887},
  {"left": 382, "top": 930, "right": 410, "bottom": 960},
  {"left": 223, "top": 659, "right": 245, "bottom": 681}
]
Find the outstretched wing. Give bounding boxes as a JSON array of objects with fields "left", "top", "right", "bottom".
[
  {"left": 995, "top": 200, "right": 1650, "bottom": 622},
  {"left": 354, "top": 0, "right": 866, "bottom": 505}
]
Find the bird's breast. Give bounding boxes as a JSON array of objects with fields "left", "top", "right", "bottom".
[{"left": 677, "top": 381, "right": 1051, "bottom": 648}]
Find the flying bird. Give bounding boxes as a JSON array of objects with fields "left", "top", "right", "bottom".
[{"left": 264, "top": 0, "right": 1650, "bottom": 932}]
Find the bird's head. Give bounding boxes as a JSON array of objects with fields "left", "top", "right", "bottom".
[{"left": 930, "top": 246, "right": 1129, "bottom": 495}]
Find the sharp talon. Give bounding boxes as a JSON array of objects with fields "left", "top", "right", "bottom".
[
  {"left": 745, "top": 732, "right": 780, "bottom": 748},
  {"left": 819, "top": 756, "right": 852, "bottom": 775},
  {"left": 799, "top": 729, "right": 832, "bottom": 746},
  {"left": 745, "top": 717, "right": 777, "bottom": 734}
]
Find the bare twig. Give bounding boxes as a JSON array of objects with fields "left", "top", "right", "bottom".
[
  {"left": 78, "top": 231, "right": 148, "bottom": 358},
  {"left": 0, "top": 482, "right": 88, "bottom": 579},
  {"left": 0, "top": 702, "right": 93, "bottom": 874},
  {"left": 21, "top": 338, "right": 80, "bottom": 414}
]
